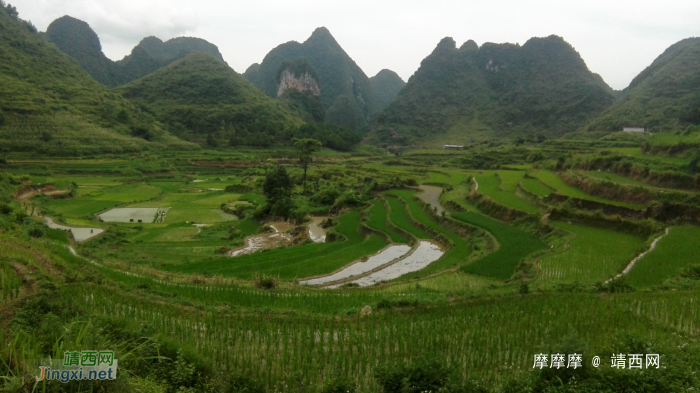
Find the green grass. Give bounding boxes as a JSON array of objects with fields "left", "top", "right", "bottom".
[
  {"left": 496, "top": 171, "right": 525, "bottom": 191},
  {"left": 91, "top": 183, "right": 162, "bottom": 202},
  {"left": 453, "top": 211, "right": 547, "bottom": 280},
  {"left": 152, "top": 227, "right": 200, "bottom": 242},
  {"left": 426, "top": 171, "right": 451, "bottom": 184},
  {"left": 127, "top": 191, "right": 237, "bottom": 224},
  {"left": 521, "top": 178, "right": 553, "bottom": 197},
  {"left": 626, "top": 226, "right": 700, "bottom": 288},
  {"left": 535, "top": 222, "right": 645, "bottom": 286},
  {"left": 365, "top": 200, "right": 409, "bottom": 244},
  {"left": 384, "top": 196, "right": 432, "bottom": 239},
  {"left": 190, "top": 192, "right": 241, "bottom": 206},
  {"left": 43, "top": 183, "right": 162, "bottom": 219},
  {"left": 584, "top": 171, "right": 693, "bottom": 193},
  {"left": 475, "top": 173, "right": 539, "bottom": 213},
  {"left": 164, "top": 210, "right": 386, "bottom": 279},
  {"left": 529, "top": 171, "right": 646, "bottom": 209},
  {"left": 44, "top": 199, "right": 121, "bottom": 217}
]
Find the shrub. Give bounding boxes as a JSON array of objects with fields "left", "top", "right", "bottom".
[
  {"left": 321, "top": 376, "right": 356, "bottom": 393},
  {"left": 254, "top": 274, "right": 277, "bottom": 290},
  {"left": 375, "top": 357, "right": 452, "bottom": 393},
  {"left": 227, "top": 374, "right": 265, "bottom": 393},
  {"left": 27, "top": 226, "right": 45, "bottom": 238}
]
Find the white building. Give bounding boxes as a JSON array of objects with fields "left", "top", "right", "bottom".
[
  {"left": 623, "top": 127, "right": 645, "bottom": 134},
  {"left": 444, "top": 145, "right": 464, "bottom": 150}
]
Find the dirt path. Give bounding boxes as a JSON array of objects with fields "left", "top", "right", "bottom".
[
  {"left": 16, "top": 188, "right": 70, "bottom": 200},
  {"left": 473, "top": 177, "right": 478, "bottom": 191},
  {"left": 604, "top": 228, "right": 670, "bottom": 284}
]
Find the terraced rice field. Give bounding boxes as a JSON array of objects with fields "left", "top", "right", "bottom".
[
  {"left": 387, "top": 190, "right": 473, "bottom": 276},
  {"left": 164, "top": 211, "right": 386, "bottom": 279},
  {"left": 341, "top": 241, "right": 444, "bottom": 287},
  {"left": 521, "top": 177, "right": 553, "bottom": 197},
  {"left": 453, "top": 211, "right": 547, "bottom": 280},
  {"left": 529, "top": 171, "right": 646, "bottom": 209},
  {"left": 127, "top": 191, "right": 240, "bottom": 224},
  {"left": 385, "top": 196, "right": 432, "bottom": 239},
  {"left": 535, "top": 222, "right": 645, "bottom": 286},
  {"left": 475, "top": 173, "right": 539, "bottom": 213},
  {"left": 300, "top": 244, "right": 412, "bottom": 286},
  {"left": 626, "top": 226, "right": 700, "bottom": 287},
  {"left": 365, "top": 200, "right": 409, "bottom": 243}
]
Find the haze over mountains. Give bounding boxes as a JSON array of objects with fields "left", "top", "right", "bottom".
[{"left": 0, "top": 3, "right": 697, "bottom": 152}]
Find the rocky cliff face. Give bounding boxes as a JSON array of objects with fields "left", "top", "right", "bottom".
[{"left": 277, "top": 68, "right": 321, "bottom": 97}]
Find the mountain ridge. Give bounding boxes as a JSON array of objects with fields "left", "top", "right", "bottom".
[
  {"left": 45, "top": 15, "right": 225, "bottom": 88},
  {"left": 366, "top": 35, "right": 616, "bottom": 145}
]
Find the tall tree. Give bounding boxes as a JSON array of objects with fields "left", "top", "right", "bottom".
[{"left": 293, "top": 138, "right": 322, "bottom": 192}]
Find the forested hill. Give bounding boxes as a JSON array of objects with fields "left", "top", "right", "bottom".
[
  {"left": 0, "top": 3, "right": 194, "bottom": 154},
  {"left": 369, "top": 69, "right": 406, "bottom": 114},
  {"left": 366, "top": 35, "right": 615, "bottom": 146},
  {"left": 251, "top": 27, "right": 374, "bottom": 131},
  {"left": 583, "top": 37, "right": 700, "bottom": 133},
  {"left": 115, "top": 52, "right": 304, "bottom": 145},
  {"left": 45, "top": 15, "right": 225, "bottom": 87}
]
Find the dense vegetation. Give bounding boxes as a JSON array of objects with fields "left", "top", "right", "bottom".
[
  {"left": 2, "top": 3, "right": 699, "bottom": 391},
  {"left": 366, "top": 35, "right": 615, "bottom": 146},
  {"left": 369, "top": 69, "right": 406, "bottom": 114},
  {"left": 115, "top": 53, "right": 304, "bottom": 145},
  {"left": 583, "top": 38, "right": 700, "bottom": 133},
  {"left": 45, "top": 15, "right": 225, "bottom": 87},
  {"left": 252, "top": 27, "right": 375, "bottom": 130},
  {"left": 0, "top": 5, "right": 194, "bottom": 155}
]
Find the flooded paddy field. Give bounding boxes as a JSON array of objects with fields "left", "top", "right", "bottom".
[
  {"left": 307, "top": 216, "right": 329, "bottom": 243},
  {"left": 335, "top": 240, "right": 444, "bottom": 287},
  {"left": 99, "top": 207, "right": 170, "bottom": 223},
  {"left": 299, "top": 244, "right": 412, "bottom": 286},
  {"left": 44, "top": 217, "right": 104, "bottom": 242},
  {"left": 416, "top": 185, "right": 445, "bottom": 215}
]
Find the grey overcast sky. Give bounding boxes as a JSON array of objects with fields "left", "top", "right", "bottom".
[{"left": 13, "top": 0, "right": 700, "bottom": 90}]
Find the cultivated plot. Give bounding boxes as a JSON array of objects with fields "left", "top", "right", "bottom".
[
  {"left": 535, "top": 222, "right": 645, "bottom": 286},
  {"left": 626, "top": 226, "right": 700, "bottom": 288}
]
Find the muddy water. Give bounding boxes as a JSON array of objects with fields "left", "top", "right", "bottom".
[
  {"left": 417, "top": 185, "right": 445, "bottom": 215},
  {"left": 339, "top": 240, "right": 444, "bottom": 287},
  {"left": 229, "top": 221, "right": 293, "bottom": 257},
  {"left": 299, "top": 244, "right": 412, "bottom": 286},
  {"left": 44, "top": 217, "right": 104, "bottom": 242},
  {"left": 307, "top": 216, "right": 328, "bottom": 243}
]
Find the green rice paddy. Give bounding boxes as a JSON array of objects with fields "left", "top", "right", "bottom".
[
  {"left": 475, "top": 173, "right": 539, "bottom": 213},
  {"left": 453, "top": 211, "right": 547, "bottom": 280},
  {"left": 626, "top": 226, "right": 700, "bottom": 287},
  {"left": 365, "top": 200, "right": 409, "bottom": 244},
  {"left": 384, "top": 195, "right": 432, "bottom": 239},
  {"left": 535, "top": 222, "right": 645, "bottom": 286},
  {"left": 529, "top": 171, "right": 646, "bottom": 209}
]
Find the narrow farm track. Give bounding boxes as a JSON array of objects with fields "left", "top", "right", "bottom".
[
  {"left": 604, "top": 228, "right": 670, "bottom": 284},
  {"left": 16, "top": 187, "right": 70, "bottom": 200}
]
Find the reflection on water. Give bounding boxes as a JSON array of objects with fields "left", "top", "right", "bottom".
[
  {"left": 44, "top": 217, "right": 103, "bottom": 242},
  {"left": 307, "top": 216, "right": 328, "bottom": 243},
  {"left": 335, "top": 240, "right": 444, "bottom": 287},
  {"left": 417, "top": 185, "right": 445, "bottom": 215},
  {"left": 299, "top": 244, "right": 411, "bottom": 286}
]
